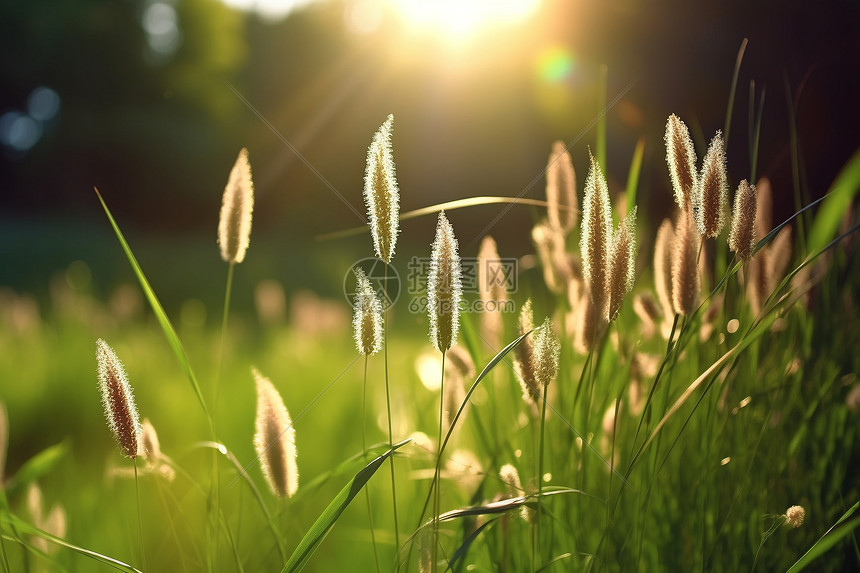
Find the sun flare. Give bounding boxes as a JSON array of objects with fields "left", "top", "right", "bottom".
[{"left": 394, "top": 0, "right": 541, "bottom": 42}]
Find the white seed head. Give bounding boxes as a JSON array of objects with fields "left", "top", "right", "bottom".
[
  {"left": 352, "top": 268, "right": 384, "bottom": 355},
  {"left": 218, "top": 148, "right": 255, "bottom": 264},
  {"left": 581, "top": 152, "right": 613, "bottom": 319},
  {"left": 729, "top": 180, "right": 757, "bottom": 261},
  {"left": 514, "top": 299, "right": 539, "bottom": 402},
  {"left": 532, "top": 318, "right": 561, "bottom": 389},
  {"left": 363, "top": 114, "right": 400, "bottom": 263},
  {"left": 428, "top": 211, "right": 462, "bottom": 352},
  {"left": 654, "top": 218, "right": 676, "bottom": 320},
  {"left": 253, "top": 368, "right": 298, "bottom": 498},
  {"left": 96, "top": 339, "right": 140, "bottom": 459},
  {"left": 672, "top": 209, "right": 700, "bottom": 315},
  {"left": 785, "top": 505, "right": 805, "bottom": 528},
  {"left": 607, "top": 206, "right": 638, "bottom": 322},
  {"left": 665, "top": 114, "right": 698, "bottom": 209}
]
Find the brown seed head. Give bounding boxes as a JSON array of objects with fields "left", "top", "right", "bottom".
[
  {"left": 672, "top": 210, "right": 700, "bottom": 315},
  {"left": 581, "top": 152, "right": 613, "bottom": 319},
  {"left": 363, "top": 114, "right": 400, "bottom": 263},
  {"left": 513, "top": 299, "right": 539, "bottom": 402},
  {"left": 607, "top": 206, "right": 638, "bottom": 322},
  {"left": 573, "top": 292, "right": 598, "bottom": 354},
  {"left": 218, "top": 148, "right": 255, "bottom": 264},
  {"left": 729, "top": 180, "right": 758, "bottom": 261},
  {"left": 546, "top": 140, "right": 578, "bottom": 233},
  {"left": 654, "top": 218, "right": 676, "bottom": 318},
  {"left": 754, "top": 177, "right": 773, "bottom": 242},
  {"left": 665, "top": 114, "right": 698, "bottom": 209},
  {"left": 352, "top": 268, "right": 383, "bottom": 355},
  {"left": 428, "top": 211, "right": 463, "bottom": 352},
  {"left": 696, "top": 131, "right": 728, "bottom": 237},
  {"left": 253, "top": 368, "right": 298, "bottom": 498},
  {"left": 96, "top": 339, "right": 140, "bottom": 459}
]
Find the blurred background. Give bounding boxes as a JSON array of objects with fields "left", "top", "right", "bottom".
[{"left": 1, "top": 0, "right": 859, "bottom": 308}]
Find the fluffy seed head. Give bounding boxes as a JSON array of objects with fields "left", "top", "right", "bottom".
[
  {"left": 665, "top": 114, "right": 698, "bottom": 209},
  {"left": 633, "top": 293, "right": 661, "bottom": 339},
  {"left": 499, "top": 464, "right": 523, "bottom": 493},
  {"left": 672, "top": 210, "right": 700, "bottom": 315},
  {"left": 533, "top": 318, "right": 561, "bottom": 389},
  {"left": 546, "top": 140, "right": 578, "bottom": 233},
  {"left": 96, "top": 339, "right": 140, "bottom": 459},
  {"left": 785, "top": 505, "right": 805, "bottom": 528},
  {"left": 581, "top": 152, "right": 613, "bottom": 319},
  {"left": 428, "top": 211, "right": 462, "bottom": 352},
  {"left": 138, "top": 418, "right": 161, "bottom": 460},
  {"left": 352, "top": 268, "right": 383, "bottom": 355},
  {"left": 513, "top": 299, "right": 539, "bottom": 402},
  {"left": 363, "top": 114, "right": 400, "bottom": 263},
  {"left": 218, "top": 148, "right": 255, "bottom": 264},
  {"left": 607, "top": 206, "right": 638, "bottom": 322},
  {"left": 253, "top": 368, "right": 298, "bottom": 498},
  {"left": 654, "top": 218, "right": 676, "bottom": 319},
  {"left": 729, "top": 180, "right": 758, "bottom": 261},
  {"left": 573, "top": 291, "right": 598, "bottom": 354},
  {"left": 532, "top": 221, "right": 572, "bottom": 294},
  {"left": 696, "top": 131, "right": 728, "bottom": 237},
  {"left": 755, "top": 177, "right": 774, "bottom": 242}
]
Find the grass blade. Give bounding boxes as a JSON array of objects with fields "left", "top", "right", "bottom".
[
  {"left": 5, "top": 440, "right": 69, "bottom": 497},
  {"left": 786, "top": 500, "right": 860, "bottom": 573},
  {"left": 806, "top": 147, "right": 860, "bottom": 255},
  {"left": 446, "top": 518, "right": 496, "bottom": 572},
  {"left": 624, "top": 137, "right": 645, "bottom": 214},
  {"left": 281, "top": 438, "right": 411, "bottom": 573},
  {"left": 94, "top": 188, "right": 210, "bottom": 421},
  {"left": 2, "top": 513, "right": 143, "bottom": 573}
]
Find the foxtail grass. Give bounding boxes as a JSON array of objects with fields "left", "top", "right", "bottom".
[
  {"left": 665, "top": 114, "right": 698, "bottom": 210},
  {"left": 252, "top": 368, "right": 298, "bottom": 499},
  {"left": 546, "top": 140, "right": 578, "bottom": 234},
  {"left": 729, "top": 179, "right": 758, "bottom": 261},
  {"left": 581, "top": 152, "right": 613, "bottom": 320}
]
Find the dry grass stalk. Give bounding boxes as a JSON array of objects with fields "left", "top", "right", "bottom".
[
  {"left": 477, "top": 235, "right": 507, "bottom": 348},
  {"left": 607, "top": 207, "right": 638, "bottom": 322},
  {"left": 546, "top": 140, "right": 578, "bottom": 234},
  {"left": 665, "top": 114, "right": 698, "bottom": 209},
  {"left": 428, "top": 211, "right": 463, "bottom": 352},
  {"left": 96, "top": 339, "right": 140, "bottom": 459},
  {"left": 363, "top": 114, "right": 400, "bottom": 263},
  {"left": 729, "top": 179, "right": 757, "bottom": 261},
  {"left": 218, "top": 148, "right": 255, "bottom": 264},
  {"left": 253, "top": 368, "right": 298, "bottom": 498},
  {"left": 352, "top": 268, "right": 383, "bottom": 356},
  {"left": 696, "top": 131, "right": 728, "bottom": 237},
  {"left": 581, "top": 152, "right": 613, "bottom": 319},
  {"left": 672, "top": 210, "right": 700, "bottom": 315}
]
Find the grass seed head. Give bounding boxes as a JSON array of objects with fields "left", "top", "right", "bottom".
[
  {"left": 665, "top": 114, "right": 698, "bottom": 210},
  {"left": 546, "top": 140, "right": 578, "bottom": 233},
  {"left": 477, "top": 235, "right": 507, "bottom": 347},
  {"left": 532, "top": 220, "right": 572, "bottom": 294},
  {"left": 607, "top": 206, "right": 638, "bottom": 322},
  {"left": 363, "top": 114, "right": 400, "bottom": 263},
  {"left": 352, "top": 268, "right": 383, "bottom": 355},
  {"left": 785, "top": 505, "right": 805, "bottom": 528},
  {"left": 754, "top": 177, "right": 773, "bottom": 242},
  {"left": 138, "top": 417, "right": 161, "bottom": 460},
  {"left": 729, "top": 179, "right": 757, "bottom": 261},
  {"left": 672, "top": 209, "right": 700, "bottom": 315},
  {"left": 633, "top": 293, "right": 661, "bottom": 339},
  {"left": 428, "top": 210, "right": 462, "bottom": 352},
  {"left": 581, "top": 152, "right": 613, "bottom": 320},
  {"left": 654, "top": 218, "right": 676, "bottom": 320},
  {"left": 696, "top": 131, "right": 728, "bottom": 237},
  {"left": 252, "top": 368, "right": 298, "bottom": 498},
  {"left": 533, "top": 318, "right": 561, "bottom": 389},
  {"left": 514, "top": 299, "right": 540, "bottom": 403},
  {"left": 218, "top": 148, "right": 255, "bottom": 264},
  {"left": 96, "top": 339, "right": 140, "bottom": 459}
]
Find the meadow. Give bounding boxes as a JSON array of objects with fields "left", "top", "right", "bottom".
[{"left": 1, "top": 96, "right": 859, "bottom": 573}]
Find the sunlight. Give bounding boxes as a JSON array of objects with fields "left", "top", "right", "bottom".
[{"left": 394, "top": 0, "right": 541, "bottom": 42}]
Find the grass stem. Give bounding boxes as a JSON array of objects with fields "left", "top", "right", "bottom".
[
  {"left": 133, "top": 458, "right": 147, "bottom": 573},
  {"left": 363, "top": 356, "right": 381, "bottom": 573}
]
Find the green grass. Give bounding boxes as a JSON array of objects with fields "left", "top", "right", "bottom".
[{"left": 1, "top": 124, "right": 859, "bottom": 573}]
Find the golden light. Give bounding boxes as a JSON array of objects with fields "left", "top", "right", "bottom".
[{"left": 393, "top": 0, "right": 541, "bottom": 43}]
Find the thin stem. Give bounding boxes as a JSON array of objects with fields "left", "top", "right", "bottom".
[
  {"left": 536, "top": 382, "right": 549, "bottom": 571},
  {"left": 0, "top": 526, "right": 10, "bottom": 573},
  {"left": 133, "top": 458, "right": 147, "bottom": 572},
  {"left": 382, "top": 263, "right": 400, "bottom": 570},
  {"left": 432, "top": 351, "right": 447, "bottom": 573},
  {"left": 363, "top": 355, "right": 381, "bottom": 573},
  {"left": 215, "top": 261, "right": 235, "bottom": 409}
]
